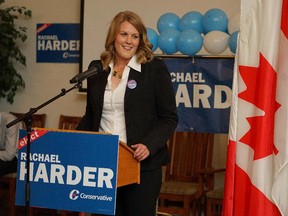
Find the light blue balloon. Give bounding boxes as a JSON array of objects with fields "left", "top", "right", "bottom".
[
  {"left": 158, "top": 28, "right": 180, "bottom": 54},
  {"left": 202, "top": 8, "right": 228, "bottom": 34},
  {"left": 147, "top": 28, "right": 158, "bottom": 51},
  {"left": 228, "top": 31, "right": 239, "bottom": 54},
  {"left": 177, "top": 29, "right": 203, "bottom": 56},
  {"left": 157, "top": 13, "right": 180, "bottom": 33},
  {"left": 179, "top": 11, "right": 203, "bottom": 34}
]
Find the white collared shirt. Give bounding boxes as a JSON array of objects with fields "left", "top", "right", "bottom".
[
  {"left": 99, "top": 56, "right": 141, "bottom": 143},
  {"left": 0, "top": 112, "right": 22, "bottom": 160}
]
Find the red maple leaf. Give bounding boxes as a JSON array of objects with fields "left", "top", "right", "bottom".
[{"left": 238, "top": 53, "right": 280, "bottom": 160}]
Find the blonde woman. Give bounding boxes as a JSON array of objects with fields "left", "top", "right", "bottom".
[{"left": 77, "top": 11, "right": 178, "bottom": 216}]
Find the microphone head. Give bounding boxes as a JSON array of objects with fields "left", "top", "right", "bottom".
[{"left": 69, "top": 63, "right": 102, "bottom": 84}]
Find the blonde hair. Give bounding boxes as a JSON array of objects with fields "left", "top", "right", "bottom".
[{"left": 100, "top": 11, "right": 154, "bottom": 70}]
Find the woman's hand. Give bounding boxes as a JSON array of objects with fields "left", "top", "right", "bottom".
[{"left": 131, "top": 143, "right": 150, "bottom": 161}]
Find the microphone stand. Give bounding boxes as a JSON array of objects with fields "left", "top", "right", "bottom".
[{"left": 6, "top": 82, "right": 81, "bottom": 216}]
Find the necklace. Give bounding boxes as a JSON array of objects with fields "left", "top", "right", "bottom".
[{"left": 112, "top": 71, "right": 122, "bottom": 79}]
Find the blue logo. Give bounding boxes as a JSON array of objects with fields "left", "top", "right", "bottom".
[{"left": 69, "top": 189, "right": 80, "bottom": 200}]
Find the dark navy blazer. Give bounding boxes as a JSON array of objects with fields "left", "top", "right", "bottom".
[{"left": 77, "top": 57, "right": 178, "bottom": 171}]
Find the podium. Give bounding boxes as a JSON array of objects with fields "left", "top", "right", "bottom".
[
  {"left": 16, "top": 128, "right": 140, "bottom": 215},
  {"left": 117, "top": 141, "right": 140, "bottom": 187}
]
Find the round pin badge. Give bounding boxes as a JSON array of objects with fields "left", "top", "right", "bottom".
[{"left": 127, "top": 80, "right": 137, "bottom": 89}]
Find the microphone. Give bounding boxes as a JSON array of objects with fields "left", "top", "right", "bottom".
[{"left": 70, "top": 64, "right": 102, "bottom": 84}]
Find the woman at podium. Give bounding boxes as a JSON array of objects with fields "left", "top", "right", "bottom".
[{"left": 77, "top": 11, "right": 178, "bottom": 216}]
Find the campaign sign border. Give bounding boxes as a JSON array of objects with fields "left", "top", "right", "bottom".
[
  {"left": 36, "top": 23, "right": 80, "bottom": 63},
  {"left": 16, "top": 129, "right": 119, "bottom": 215}
]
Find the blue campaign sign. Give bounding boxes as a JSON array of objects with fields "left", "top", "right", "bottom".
[
  {"left": 163, "top": 57, "right": 234, "bottom": 133},
  {"left": 16, "top": 129, "right": 119, "bottom": 215},
  {"left": 36, "top": 23, "right": 80, "bottom": 63}
]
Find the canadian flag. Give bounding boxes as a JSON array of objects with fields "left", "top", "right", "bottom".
[{"left": 223, "top": 0, "right": 288, "bottom": 215}]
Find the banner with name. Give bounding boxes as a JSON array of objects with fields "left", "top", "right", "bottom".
[
  {"left": 36, "top": 23, "right": 80, "bottom": 63},
  {"left": 16, "top": 129, "right": 119, "bottom": 215},
  {"left": 163, "top": 57, "right": 234, "bottom": 133}
]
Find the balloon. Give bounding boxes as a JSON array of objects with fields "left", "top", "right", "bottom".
[
  {"left": 179, "top": 11, "right": 203, "bottom": 33},
  {"left": 203, "top": 31, "right": 229, "bottom": 54},
  {"left": 202, "top": 8, "right": 228, "bottom": 34},
  {"left": 157, "top": 13, "right": 180, "bottom": 33},
  {"left": 158, "top": 28, "right": 180, "bottom": 54},
  {"left": 176, "top": 29, "right": 203, "bottom": 56},
  {"left": 228, "top": 31, "right": 239, "bottom": 54},
  {"left": 228, "top": 13, "right": 240, "bottom": 34},
  {"left": 146, "top": 28, "right": 158, "bottom": 51}
]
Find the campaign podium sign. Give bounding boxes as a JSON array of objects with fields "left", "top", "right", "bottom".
[{"left": 15, "top": 129, "right": 139, "bottom": 215}]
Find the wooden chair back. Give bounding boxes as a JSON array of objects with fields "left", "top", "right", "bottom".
[
  {"left": 158, "top": 131, "right": 215, "bottom": 216},
  {"left": 206, "top": 187, "right": 224, "bottom": 216},
  {"left": 58, "top": 115, "right": 82, "bottom": 130},
  {"left": 165, "top": 131, "right": 214, "bottom": 183},
  {"left": 10, "top": 112, "right": 46, "bottom": 128}
]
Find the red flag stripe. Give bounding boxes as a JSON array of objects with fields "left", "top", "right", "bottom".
[
  {"left": 281, "top": 0, "right": 288, "bottom": 38},
  {"left": 222, "top": 140, "right": 236, "bottom": 215}
]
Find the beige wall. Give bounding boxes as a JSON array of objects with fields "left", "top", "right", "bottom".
[
  {"left": 1, "top": 0, "right": 237, "bottom": 187},
  {"left": 81, "top": 0, "right": 240, "bottom": 70},
  {"left": 1, "top": 0, "right": 85, "bottom": 129}
]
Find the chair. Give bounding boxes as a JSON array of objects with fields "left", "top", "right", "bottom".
[
  {"left": 204, "top": 163, "right": 226, "bottom": 216},
  {"left": 10, "top": 112, "right": 47, "bottom": 128},
  {"left": 206, "top": 187, "right": 224, "bottom": 216},
  {"left": 58, "top": 115, "right": 82, "bottom": 130},
  {"left": 158, "top": 131, "right": 216, "bottom": 216}
]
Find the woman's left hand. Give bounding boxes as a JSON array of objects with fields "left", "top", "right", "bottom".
[{"left": 131, "top": 143, "right": 150, "bottom": 161}]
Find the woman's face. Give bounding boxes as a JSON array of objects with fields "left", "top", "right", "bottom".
[{"left": 114, "top": 21, "right": 140, "bottom": 64}]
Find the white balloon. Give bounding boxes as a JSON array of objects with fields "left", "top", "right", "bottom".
[
  {"left": 203, "top": 31, "right": 230, "bottom": 54},
  {"left": 228, "top": 13, "right": 240, "bottom": 34}
]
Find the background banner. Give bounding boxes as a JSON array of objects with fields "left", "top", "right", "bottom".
[
  {"left": 36, "top": 23, "right": 80, "bottom": 63},
  {"left": 16, "top": 129, "right": 119, "bottom": 215},
  {"left": 163, "top": 57, "right": 234, "bottom": 133}
]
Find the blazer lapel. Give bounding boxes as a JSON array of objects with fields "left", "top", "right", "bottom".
[
  {"left": 125, "top": 67, "right": 142, "bottom": 102},
  {"left": 90, "top": 68, "right": 109, "bottom": 110}
]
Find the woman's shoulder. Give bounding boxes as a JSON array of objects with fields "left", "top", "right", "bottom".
[
  {"left": 88, "top": 60, "right": 102, "bottom": 69},
  {"left": 148, "top": 56, "right": 162, "bottom": 64},
  {"left": 145, "top": 57, "right": 166, "bottom": 68}
]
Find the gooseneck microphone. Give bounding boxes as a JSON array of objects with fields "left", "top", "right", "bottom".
[{"left": 69, "top": 64, "right": 102, "bottom": 84}]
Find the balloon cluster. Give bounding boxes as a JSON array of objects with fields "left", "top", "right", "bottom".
[{"left": 146, "top": 9, "right": 240, "bottom": 56}]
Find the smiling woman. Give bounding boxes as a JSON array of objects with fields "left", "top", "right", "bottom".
[
  {"left": 76, "top": 10, "right": 178, "bottom": 216},
  {"left": 109, "top": 20, "right": 141, "bottom": 89},
  {"left": 113, "top": 21, "right": 140, "bottom": 66}
]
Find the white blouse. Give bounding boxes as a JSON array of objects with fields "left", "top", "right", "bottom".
[
  {"left": 99, "top": 56, "right": 141, "bottom": 143},
  {"left": 0, "top": 112, "right": 23, "bottom": 160}
]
